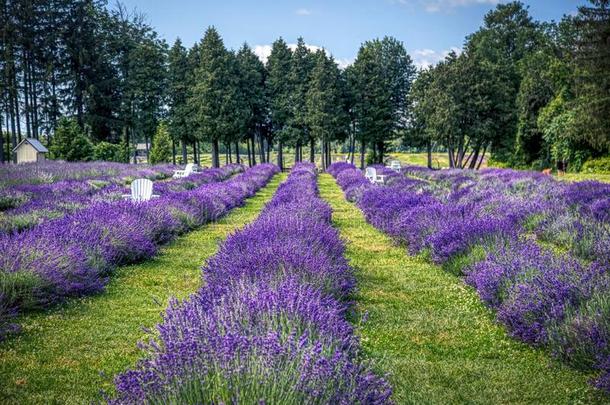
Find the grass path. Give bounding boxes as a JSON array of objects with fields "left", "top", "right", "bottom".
[
  {"left": 318, "top": 174, "right": 602, "bottom": 404},
  {"left": 0, "top": 173, "right": 285, "bottom": 404}
]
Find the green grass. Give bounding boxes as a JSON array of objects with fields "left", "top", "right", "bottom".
[
  {"left": 318, "top": 173, "right": 604, "bottom": 404},
  {"left": 560, "top": 172, "right": 610, "bottom": 183},
  {"left": 0, "top": 173, "right": 285, "bottom": 404}
]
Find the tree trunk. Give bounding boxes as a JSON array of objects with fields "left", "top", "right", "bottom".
[
  {"left": 258, "top": 133, "right": 265, "bottom": 163},
  {"left": 193, "top": 142, "right": 198, "bottom": 165},
  {"left": 181, "top": 140, "right": 188, "bottom": 164},
  {"left": 0, "top": 119, "right": 4, "bottom": 163},
  {"left": 171, "top": 139, "right": 176, "bottom": 165},
  {"left": 266, "top": 138, "right": 271, "bottom": 163},
  {"left": 277, "top": 140, "right": 283, "bottom": 171},
  {"left": 235, "top": 141, "right": 240, "bottom": 164},
  {"left": 427, "top": 140, "right": 432, "bottom": 169},
  {"left": 476, "top": 144, "right": 487, "bottom": 170},
  {"left": 22, "top": 50, "right": 31, "bottom": 138},
  {"left": 250, "top": 135, "right": 256, "bottom": 165},
  {"left": 246, "top": 138, "right": 252, "bottom": 166},
  {"left": 212, "top": 139, "right": 220, "bottom": 168},
  {"left": 308, "top": 137, "right": 314, "bottom": 163},
  {"left": 448, "top": 147, "right": 455, "bottom": 168},
  {"left": 359, "top": 139, "right": 365, "bottom": 169},
  {"left": 468, "top": 147, "right": 480, "bottom": 170}
]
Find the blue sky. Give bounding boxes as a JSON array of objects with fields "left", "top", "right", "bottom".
[{"left": 114, "top": 0, "right": 586, "bottom": 68}]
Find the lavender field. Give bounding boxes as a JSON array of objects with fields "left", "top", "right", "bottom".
[
  {"left": 329, "top": 162, "right": 610, "bottom": 397},
  {"left": 0, "top": 159, "right": 609, "bottom": 403}
]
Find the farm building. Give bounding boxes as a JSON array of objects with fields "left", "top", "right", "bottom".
[{"left": 12, "top": 138, "right": 49, "bottom": 163}]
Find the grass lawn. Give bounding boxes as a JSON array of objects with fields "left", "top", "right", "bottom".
[
  {"left": 0, "top": 173, "right": 285, "bottom": 404},
  {"left": 318, "top": 173, "right": 603, "bottom": 404}
]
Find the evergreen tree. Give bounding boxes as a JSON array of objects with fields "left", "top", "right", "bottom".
[
  {"left": 189, "top": 27, "right": 229, "bottom": 168},
  {"left": 288, "top": 38, "right": 314, "bottom": 162},
  {"left": 573, "top": 0, "right": 610, "bottom": 152},
  {"left": 306, "top": 51, "right": 347, "bottom": 170},
  {"left": 266, "top": 38, "right": 293, "bottom": 170},
  {"left": 149, "top": 122, "right": 173, "bottom": 164},
  {"left": 49, "top": 117, "right": 93, "bottom": 161},
  {"left": 168, "top": 38, "right": 191, "bottom": 164},
  {"left": 236, "top": 43, "right": 267, "bottom": 166}
]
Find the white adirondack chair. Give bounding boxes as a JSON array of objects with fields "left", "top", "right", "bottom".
[
  {"left": 389, "top": 160, "right": 401, "bottom": 172},
  {"left": 122, "top": 178, "right": 160, "bottom": 202},
  {"left": 173, "top": 163, "right": 196, "bottom": 179},
  {"left": 365, "top": 167, "right": 386, "bottom": 184}
]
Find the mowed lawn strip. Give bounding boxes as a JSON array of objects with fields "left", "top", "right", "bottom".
[
  {"left": 0, "top": 173, "right": 285, "bottom": 405},
  {"left": 318, "top": 173, "right": 602, "bottom": 404}
]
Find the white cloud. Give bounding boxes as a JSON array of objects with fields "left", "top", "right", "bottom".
[
  {"left": 254, "top": 42, "right": 353, "bottom": 69},
  {"left": 412, "top": 46, "right": 462, "bottom": 68},
  {"left": 295, "top": 8, "right": 312, "bottom": 16},
  {"left": 393, "top": 0, "right": 502, "bottom": 13}
]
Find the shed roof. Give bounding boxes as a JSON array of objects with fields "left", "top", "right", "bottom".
[{"left": 13, "top": 138, "right": 49, "bottom": 153}]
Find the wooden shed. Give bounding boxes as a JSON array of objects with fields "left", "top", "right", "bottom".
[{"left": 13, "top": 138, "right": 49, "bottom": 163}]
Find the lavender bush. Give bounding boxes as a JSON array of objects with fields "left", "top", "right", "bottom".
[
  {"left": 109, "top": 163, "right": 391, "bottom": 404},
  {"left": 328, "top": 162, "right": 610, "bottom": 395},
  {"left": 0, "top": 164, "right": 278, "bottom": 341},
  {"left": 0, "top": 163, "right": 244, "bottom": 235}
]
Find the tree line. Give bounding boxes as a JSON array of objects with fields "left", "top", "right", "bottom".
[
  {"left": 2, "top": 0, "right": 608, "bottom": 171},
  {"left": 407, "top": 0, "right": 610, "bottom": 170}
]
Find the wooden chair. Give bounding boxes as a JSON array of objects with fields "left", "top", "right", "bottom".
[{"left": 122, "top": 178, "right": 160, "bottom": 202}]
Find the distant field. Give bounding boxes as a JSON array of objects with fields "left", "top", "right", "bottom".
[{"left": 180, "top": 151, "right": 610, "bottom": 182}]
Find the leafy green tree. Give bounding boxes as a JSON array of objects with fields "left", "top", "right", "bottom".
[
  {"left": 266, "top": 38, "right": 293, "bottom": 170},
  {"left": 49, "top": 117, "right": 93, "bottom": 161},
  {"left": 149, "top": 122, "right": 173, "bottom": 164},
  {"left": 93, "top": 141, "right": 124, "bottom": 162},
  {"left": 351, "top": 37, "right": 416, "bottom": 164},
  {"left": 465, "top": 1, "right": 542, "bottom": 163}
]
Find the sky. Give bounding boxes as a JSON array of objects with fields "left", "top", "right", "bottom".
[{"left": 111, "top": 0, "right": 587, "bottom": 68}]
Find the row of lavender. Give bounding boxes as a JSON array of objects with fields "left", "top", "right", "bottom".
[
  {"left": 109, "top": 163, "right": 391, "bottom": 404},
  {"left": 0, "top": 162, "right": 244, "bottom": 235},
  {"left": 328, "top": 162, "right": 610, "bottom": 394},
  {"left": 0, "top": 164, "right": 279, "bottom": 341}
]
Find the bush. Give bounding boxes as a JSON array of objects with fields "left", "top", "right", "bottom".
[
  {"left": 49, "top": 117, "right": 94, "bottom": 161},
  {"left": 149, "top": 123, "right": 173, "bottom": 164},
  {"left": 582, "top": 156, "right": 610, "bottom": 174},
  {"left": 93, "top": 141, "right": 125, "bottom": 162}
]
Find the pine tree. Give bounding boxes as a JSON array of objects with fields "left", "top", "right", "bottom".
[
  {"left": 49, "top": 117, "right": 93, "bottom": 161},
  {"left": 266, "top": 38, "right": 293, "bottom": 170},
  {"left": 236, "top": 43, "right": 266, "bottom": 166},
  {"left": 288, "top": 38, "right": 314, "bottom": 162},
  {"left": 168, "top": 38, "right": 191, "bottom": 164},
  {"left": 306, "top": 51, "right": 347, "bottom": 170},
  {"left": 149, "top": 122, "right": 173, "bottom": 164},
  {"left": 189, "top": 27, "right": 230, "bottom": 168}
]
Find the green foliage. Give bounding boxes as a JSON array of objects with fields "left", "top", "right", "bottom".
[
  {"left": 351, "top": 36, "right": 416, "bottom": 163},
  {"left": 306, "top": 53, "right": 347, "bottom": 155},
  {"left": 582, "top": 156, "right": 610, "bottom": 173},
  {"left": 149, "top": 123, "right": 173, "bottom": 164},
  {"left": 50, "top": 117, "right": 94, "bottom": 162},
  {"left": 93, "top": 142, "right": 125, "bottom": 162},
  {"left": 572, "top": 1, "right": 610, "bottom": 152}
]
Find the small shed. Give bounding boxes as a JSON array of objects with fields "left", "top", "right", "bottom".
[{"left": 13, "top": 138, "right": 48, "bottom": 163}]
